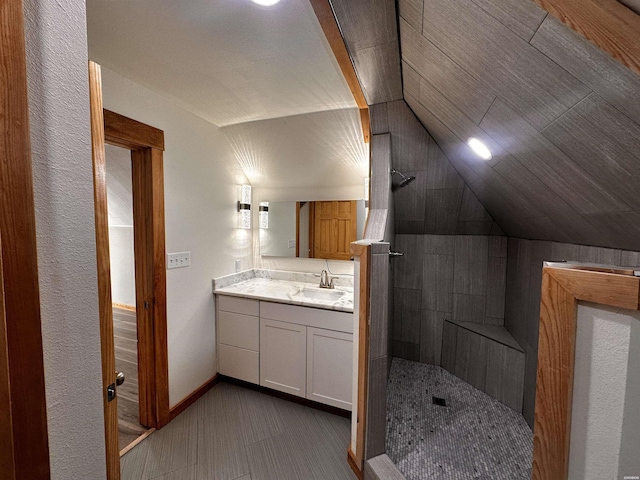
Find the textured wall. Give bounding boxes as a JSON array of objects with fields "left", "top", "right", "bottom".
[
  {"left": 569, "top": 304, "right": 640, "bottom": 479},
  {"left": 505, "top": 238, "right": 640, "bottom": 426},
  {"left": 24, "top": 0, "right": 107, "bottom": 478},
  {"left": 371, "top": 100, "right": 501, "bottom": 235},
  {"left": 101, "top": 67, "right": 255, "bottom": 406},
  {"left": 392, "top": 234, "right": 507, "bottom": 363}
]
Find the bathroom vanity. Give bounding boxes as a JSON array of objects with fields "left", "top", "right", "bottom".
[{"left": 213, "top": 270, "right": 354, "bottom": 411}]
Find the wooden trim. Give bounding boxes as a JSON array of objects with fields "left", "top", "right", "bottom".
[
  {"left": 103, "top": 110, "right": 164, "bottom": 151},
  {"left": 169, "top": 375, "right": 220, "bottom": 421},
  {"left": 103, "top": 110, "right": 170, "bottom": 431},
  {"left": 89, "top": 61, "right": 121, "bottom": 480},
  {"left": 359, "top": 108, "right": 370, "bottom": 144},
  {"left": 547, "top": 267, "right": 640, "bottom": 310},
  {"left": 118, "top": 428, "right": 155, "bottom": 457},
  {"left": 308, "top": 202, "right": 316, "bottom": 258},
  {"left": 533, "top": 266, "right": 640, "bottom": 480},
  {"left": 0, "top": 236, "right": 15, "bottom": 480},
  {"left": 295, "top": 202, "right": 301, "bottom": 257},
  {"left": 530, "top": 0, "right": 640, "bottom": 76},
  {"left": 350, "top": 242, "right": 371, "bottom": 471},
  {"left": 309, "top": 0, "right": 371, "bottom": 143},
  {"left": 0, "top": 1, "right": 50, "bottom": 478},
  {"left": 347, "top": 448, "right": 365, "bottom": 480},
  {"left": 131, "top": 147, "right": 170, "bottom": 429}
]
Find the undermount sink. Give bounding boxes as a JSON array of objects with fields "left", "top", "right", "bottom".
[{"left": 297, "top": 287, "right": 346, "bottom": 301}]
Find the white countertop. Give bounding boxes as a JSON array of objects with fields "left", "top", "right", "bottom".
[{"left": 213, "top": 270, "right": 354, "bottom": 313}]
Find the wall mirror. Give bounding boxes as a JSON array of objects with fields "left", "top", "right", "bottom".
[{"left": 260, "top": 200, "right": 365, "bottom": 259}]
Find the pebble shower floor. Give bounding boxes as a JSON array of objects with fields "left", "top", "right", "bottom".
[{"left": 386, "top": 358, "right": 533, "bottom": 480}]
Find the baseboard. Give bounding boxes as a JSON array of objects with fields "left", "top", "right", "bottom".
[
  {"left": 348, "top": 448, "right": 364, "bottom": 480},
  {"left": 219, "top": 375, "right": 351, "bottom": 418},
  {"left": 112, "top": 303, "right": 136, "bottom": 312},
  {"left": 169, "top": 374, "right": 220, "bottom": 421}
]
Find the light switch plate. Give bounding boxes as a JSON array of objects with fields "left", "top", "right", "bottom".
[
  {"left": 167, "top": 251, "right": 191, "bottom": 269},
  {"left": 288, "top": 239, "right": 295, "bottom": 249}
]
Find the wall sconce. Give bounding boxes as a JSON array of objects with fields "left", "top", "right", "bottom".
[
  {"left": 259, "top": 202, "right": 269, "bottom": 229},
  {"left": 238, "top": 184, "right": 252, "bottom": 229}
]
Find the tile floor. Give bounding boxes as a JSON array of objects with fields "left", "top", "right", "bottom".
[
  {"left": 386, "top": 358, "right": 533, "bottom": 480},
  {"left": 120, "top": 381, "right": 357, "bottom": 480}
]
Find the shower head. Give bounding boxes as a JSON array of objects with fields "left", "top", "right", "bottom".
[{"left": 391, "top": 169, "right": 416, "bottom": 191}]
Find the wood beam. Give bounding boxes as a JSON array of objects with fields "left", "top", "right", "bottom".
[
  {"left": 531, "top": 0, "right": 640, "bottom": 75},
  {"left": 309, "top": 0, "right": 371, "bottom": 143}
]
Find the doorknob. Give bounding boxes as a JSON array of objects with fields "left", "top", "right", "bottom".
[{"left": 116, "top": 371, "right": 125, "bottom": 386}]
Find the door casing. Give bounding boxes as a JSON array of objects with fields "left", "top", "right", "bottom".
[{"left": 89, "top": 62, "right": 170, "bottom": 480}]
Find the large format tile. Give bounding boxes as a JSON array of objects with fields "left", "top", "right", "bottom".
[
  {"left": 400, "top": 21, "right": 495, "bottom": 124},
  {"left": 531, "top": 15, "right": 640, "bottom": 127},
  {"left": 422, "top": 0, "right": 590, "bottom": 130},
  {"left": 480, "top": 98, "right": 630, "bottom": 215},
  {"left": 143, "top": 407, "right": 197, "bottom": 478},
  {"left": 454, "top": 236, "right": 488, "bottom": 295},
  {"left": 197, "top": 415, "right": 249, "bottom": 480},
  {"left": 467, "top": 0, "right": 546, "bottom": 41},
  {"left": 542, "top": 94, "right": 640, "bottom": 212},
  {"left": 237, "top": 388, "right": 285, "bottom": 446}
]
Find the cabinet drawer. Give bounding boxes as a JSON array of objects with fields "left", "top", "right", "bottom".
[
  {"left": 218, "top": 295, "right": 259, "bottom": 316},
  {"left": 260, "top": 301, "right": 352, "bottom": 333},
  {"left": 218, "top": 344, "right": 259, "bottom": 384},
  {"left": 218, "top": 311, "right": 259, "bottom": 351}
]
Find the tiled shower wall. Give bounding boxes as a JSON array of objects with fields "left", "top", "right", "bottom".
[
  {"left": 392, "top": 234, "right": 507, "bottom": 364},
  {"left": 506, "top": 239, "right": 640, "bottom": 425}
]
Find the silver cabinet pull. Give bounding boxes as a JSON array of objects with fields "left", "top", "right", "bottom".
[{"left": 389, "top": 251, "right": 404, "bottom": 257}]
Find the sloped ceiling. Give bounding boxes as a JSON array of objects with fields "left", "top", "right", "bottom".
[
  {"left": 333, "top": 0, "right": 640, "bottom": 251},
  {"left": 86, "top": 0, "right": 367, "bottom": 194}
]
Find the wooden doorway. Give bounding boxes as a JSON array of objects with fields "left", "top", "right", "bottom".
[
  {"left": 89, "top": 62, "right": 169, "bottom": 480},
  {"left": 306, "top": 200, "right": 357, "bottom": 260}
]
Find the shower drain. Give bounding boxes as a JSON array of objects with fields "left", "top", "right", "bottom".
[{"left": 432, "top": 396, "right": 447, "bottom": 407}]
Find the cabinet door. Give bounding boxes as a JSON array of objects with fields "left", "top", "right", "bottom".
[
  {"left": 260, "top": 318, "right": 306, "bottom": 397},
  {"left": 306, "top": 327, "right": 353, "bottom": 410}
]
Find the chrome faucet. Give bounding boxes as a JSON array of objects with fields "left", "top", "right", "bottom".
[{"left": 319, "top": 269, "right": 335, "bottom": 289}]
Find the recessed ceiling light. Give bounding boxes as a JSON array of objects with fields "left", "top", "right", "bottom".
[
  {"left": 467, "top": 137, "right": 492, "bottom": 160},
  {"left": 251, "top": 0, "right": 281, "bottom": 6}
]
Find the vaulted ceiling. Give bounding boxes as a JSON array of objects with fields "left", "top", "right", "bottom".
[
  {"left": 86, "top": 0, "right": 368, "bottom": 194},
  {"left": 331, "top": 0, "right": 640, "bottom": 251}
]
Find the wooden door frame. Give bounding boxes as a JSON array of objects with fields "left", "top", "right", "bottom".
[
  {"left": 533, "top": 264, "right": 640, "bottom": 479},
  {"left": 102, "top": 108, "right": 170, "bottom": 431},
  {"left": 0, "top": 1, "right": 51, "bottom": 478},
  {"left": 349, "top": 242, "right": 371, "bottom": 479},
  {"left": 90, "top": 62, "right": 169, "bottom": 478}
]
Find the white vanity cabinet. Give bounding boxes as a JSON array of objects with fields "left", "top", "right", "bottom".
[
  {"left": 215, "top": 293, "right": 353, "bottom": 411},
  {"left": 217, "top": 296, "right": 260, "bottom": 384},
  {"left": 259, "top": 301, "right": 353, "bottom": 410}
]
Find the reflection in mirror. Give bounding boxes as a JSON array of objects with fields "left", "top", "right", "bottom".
[{"left": 260, "top": 200, "right": 365, "bottom": 259}]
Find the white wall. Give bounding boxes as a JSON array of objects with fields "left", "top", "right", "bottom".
[
  {"left": 100, "top": 67, "right": 254, "bottom": 406},
  {"left": 569, "top": 302, "right": 640, "bottom": 480},
  {"left": 24, "top": 0, "right": 107, "bottom": 478},
  {"left": 105, "top": 144, "right": 136, "bottom": 306}
]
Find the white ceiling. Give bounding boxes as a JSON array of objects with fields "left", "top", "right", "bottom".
[
  {"left": 86, "top": 0, "right": 367, "bottom": 194},
  {"left": 86, "top": 0, "right": 357, "bottom": 127}
]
